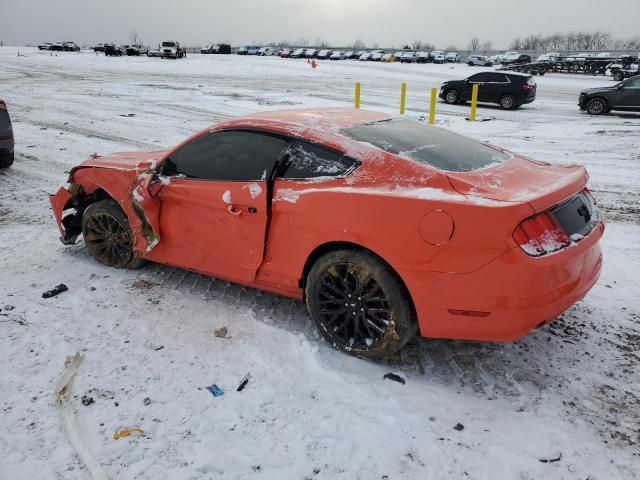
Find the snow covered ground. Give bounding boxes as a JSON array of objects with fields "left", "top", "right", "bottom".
[{"left": 1, "top": 47, "right": 639, "bottom": 479}]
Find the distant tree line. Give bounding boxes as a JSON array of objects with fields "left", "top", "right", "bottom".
[{"left": 508, "top": 31, "right": 640, "bottom": 51}]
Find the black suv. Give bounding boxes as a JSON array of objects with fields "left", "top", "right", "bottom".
[
  {"left": 579, "top": 75, "right": 640, "bottom": 115},
  {"left": 439, "top": 72, "right": 537, "bottom": 110}
]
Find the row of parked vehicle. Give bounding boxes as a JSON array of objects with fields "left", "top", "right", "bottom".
[
  {"left": 276, "top": 48, "right": 462, "bottom": 63},
  {"left": 37, "top": 42, "right": 80, "bottom": 52},
  {"left": 94, "top": 41, "right": 186, "bottom": 59}
]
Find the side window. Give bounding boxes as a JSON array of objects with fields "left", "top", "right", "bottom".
[
  {"left": 161, "top": 131, "right": 287, "bottom": 181},
  {"left": 487, "top": 73, "right": 510, "bottom": 83},
  {"left": 468, "top": 73, "right": 492, "bottom": 83},
  {"left": 280, "top": 141, "right": 358, "bottom": 179},
  {"left": 624, "top": 77, "right": 640, "bottom": 88}
]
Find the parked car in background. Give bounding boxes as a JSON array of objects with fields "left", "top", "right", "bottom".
[
  {"left": 371, "top": 50, "right": 385, "bottom": 61},
  {"left": 429, "top": 50, "right": 445, "bottom": 62},
  {"left": 104, "top": 44, "right": 125, "bottom": 56},
  {"left": 93, "top": 43, "right": 105, "bottom": 53},
  {"left": 344, "top": 51, "right": 358, "bottom": 59},
  {"left": 147, "top": 49, "right": 161, "bottom": 57},
  {"left": 236, "top": 46, "right": 249, "bottom": 55},
  {"left": 467, "top": 55, "right": 493, "bottom": 66},
  {"left": 291, "top": 48, "right": 306, "bottom": 58},
  {"left": 317, "top": 49, "right": 332, "bottom": 60},
  {"left": 394, "top": 51, "right": 405, "bottom": 61},
  {"left": 537, "top": 52, "right": 561, "bottom": 63},
  {"left": 160, "top": 41, "right": 183, "bottom": 59},
  {"left": 258, "top": 46, "right": 277, "bottom": 56},
  {"left": 50, "top": 43, "right": 64, "bottom": 51},
  {"left": 433, "top": 53, "right": 446, "bottom": 64},
  {"left": 500, "top": 51, "right": 520, "bottom": 64},
  {"left": 0, "top": 99, "right": 14, "bottom": 169},
  {"left": 359, "top": 52, "right": 372, "bottom": 61},
  {"left": 446, "top": 52, "right": 460, "bottom": 62},
  {"left": 330, "top": 51, "right": 344, "bottom": 60},
  {"left": 508, "top": 54, "right": 532, "bottom": 64},
  {"left": 49, "top": 109, "right": 604, "bottom": 359},
  {"left": 400, "top": 51, "right": 416, "bottom": 63},
  {"left": 63, "top": 42, "right": 80, "bottom": 52},
  {"left": 381, "top": 53, "right": 395, "bottom": 62},
  {"left": 38, "top": 42, "right": 53, "bottom": 51},
  {"left": 305, "top": 49, "right": 318, "bottom": 58},
  {"left": 279, "top": 48, "right": 291, "bottom": 58},
  {"left": 200, "top": 44, "right": 215, "bottom": 54},
  {"left": 214, "top": 44, "right": 231, "bottom": 54},
  {"left": 440, "top": 71, "right": 537, "bottom": 109},
  {"left": 416, "top": 51, "right": 430, "bottom": 63},
  {"left": 126, "top": 45, "right": 149, "bottom": 56},
  {"left": 579, "top": 75, "right": 640, "bottom": 115}
]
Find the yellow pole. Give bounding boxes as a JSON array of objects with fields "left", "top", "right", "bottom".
[
  {"left": 469, "top": 83, "right": 479, "bottom": 121},
  {"left": 400, "top": 83, "right": 407, "bottom": 114},
  {"left": 428, "top": 87, "right": 437, "bottom": 125},
  {"left": 355, "top": 82, "right": 361, "bottom": 109}
]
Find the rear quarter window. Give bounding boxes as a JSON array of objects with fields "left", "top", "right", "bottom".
[{"left": 341, "top": 119, "right": 510, "bottom": 172}]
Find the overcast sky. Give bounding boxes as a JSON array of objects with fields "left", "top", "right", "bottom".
[{"left": 1, "top": 0, "right": 639, "bottom": 49}]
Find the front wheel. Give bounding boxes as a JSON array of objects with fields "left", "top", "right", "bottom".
[
  {"left": 612, "top": 71, "right": 624, "bottom": 82},
  {"left": 82, "top": 200, "right": 144, "bottom": 269},
  {"left": 305, "top": 249, "right": 417, "bottom": 359},
  {"left": 444, "top": 89, "right": 459, "bottom": 104},
  {"left": 586, "top": 97, "right": 607, "bottom": 115},
  {"left": 499, "top": 94, "right": 517, "bottom": 110}
]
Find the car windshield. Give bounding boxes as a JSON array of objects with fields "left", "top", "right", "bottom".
[
  {"left": 162, "top": 42, "right": 175, "bottom": 47},
  {"left": 341, "top": 119, "right": 511, "bottom": 172}
]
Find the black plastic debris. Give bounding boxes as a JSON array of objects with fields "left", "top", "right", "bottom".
[
  {"left": 237, "top": 373, "right": 251, "bottom": 392},
  {"left": 453, "top": 423, "right": 465, "bottom": 431},
  {"left": 143, "top": 397, "right": 152, "bottom": 406},
  {"left": 539, "top": 454, "right": 562, "bottom": 463},
  {"left": 81, "top": 395, "right": 94, "bottom": 406},
  {"left": 383, "top": 373, "right": 405, "bottom": 385},
  {"left": 42, "top": 284, "right": 68, "bottom": 298}
]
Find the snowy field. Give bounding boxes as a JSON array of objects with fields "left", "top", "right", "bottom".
[{"left": 1, "top": 47, "right": 639, "bottom": 479}]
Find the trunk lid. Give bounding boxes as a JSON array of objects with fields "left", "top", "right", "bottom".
[{"left": 446, "top": 155, "right": 588, "bottom": 212}]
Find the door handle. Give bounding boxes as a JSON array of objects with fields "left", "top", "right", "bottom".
[{"left": 227, "top": 204, "right": 242, "bottom": 216}]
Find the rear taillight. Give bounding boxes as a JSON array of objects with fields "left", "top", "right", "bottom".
[
  {"left": 522, "top": 84, "right": 532, "bottom": 92},
  {"left": 513, "top": 211, "right": 570, "bottom": 257}
]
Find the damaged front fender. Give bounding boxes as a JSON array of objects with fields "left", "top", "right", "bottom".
[
  {"left": 130, "top": 173, "right": 162, "bottom": 254},
  {"left": 49, "top": 186, "right": 80, "bottom": 245}
]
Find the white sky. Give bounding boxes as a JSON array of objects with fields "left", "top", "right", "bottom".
[{"left": 1, "top": 0, "right": 639, "bottom": 49}]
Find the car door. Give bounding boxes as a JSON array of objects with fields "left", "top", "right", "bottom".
[
  {"left": 485, "top": 73, "right": 511, "bottom": 103},
  {"left": 615, "top": 77, "right": 640, "bottom": 109},
  {"left": 148, "top": 130, "right": 289, "bottom": 283},
  {"left": 467, "top": 73, "right": 493, "bottom": 102}
]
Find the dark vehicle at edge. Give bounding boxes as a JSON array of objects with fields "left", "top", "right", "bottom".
[
  {"left": 0, "top": 99, "right": 14, "bottom": 168},
  {"left": 440, "top": 71, "right": 537, "bottom": 110},
  {"left": 579, "top": 75, "right": 640, "bottom": 115}
]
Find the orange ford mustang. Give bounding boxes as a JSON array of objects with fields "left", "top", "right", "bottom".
[{"left": 50, "top": 109, "right": 604, "bottom": 358}]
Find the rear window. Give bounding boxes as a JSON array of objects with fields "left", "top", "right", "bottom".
[{"left": 341, "top": 119, "right": 511, "bottom": 172}]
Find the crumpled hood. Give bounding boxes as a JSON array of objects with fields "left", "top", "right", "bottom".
[
  {"left": 447, "top": 155, "right": 588, "bottom": 213},
  {"left": 71, "top": 150, "right": 169, "bottom": 173}
]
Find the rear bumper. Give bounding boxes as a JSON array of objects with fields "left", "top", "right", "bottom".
[
  {"left": 402, "top": 221, "right": 604, "bottom": 341},
  {"left": 520, "top": 95, "right": 536, "bottom": 105}
]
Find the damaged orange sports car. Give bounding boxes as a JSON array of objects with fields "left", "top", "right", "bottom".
[{"left": 50, "top": 109, "right": 604, "bottom": 358}]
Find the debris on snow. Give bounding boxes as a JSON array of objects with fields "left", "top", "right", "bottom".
[
  {"left": 113, "top": 428, "right": 145, "bottom": 440},
  {"left": 214, "top": 326, "right": 229, "bottom": 338},
  {"left": 206, "top": 384, "right": 224, "bottom": 397},
  {"left": 383, "top": 373, "right": 406, "bottom": 385},
  {"left": 236, "top": 373, "right": 251, "bottom": 392},
  {"left": 454, "top": 423, "right": 465, "bottom": 431},
  {"left": 42, "top": 283, "right": 68, "bottom": 298}
]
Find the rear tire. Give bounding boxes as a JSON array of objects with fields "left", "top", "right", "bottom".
[
  {"left": 305, "top": 249, "right": 417, "bottom": 359},
  {"left": 612, "top": 71, "right": 624, "bottom": 82},
  {"left": 586, "top": 97, "right": 607, "bottom": 115},
  {"left": 82, "top": 200, "right": 145, "bottom": 269},
  {"left": 0, "top": 152, "right": 14, "bottom": 169},
  {"left": 499, "top": 94, "right": 517, "bottom": 110}
]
